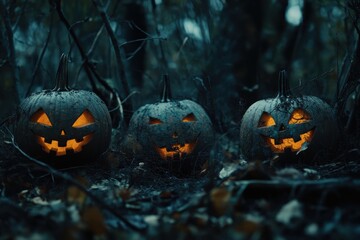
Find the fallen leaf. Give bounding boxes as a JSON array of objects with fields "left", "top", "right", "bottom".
[
  {"left": 82, "top": 206, "right": 107, "bottom": 235},
  {"left": 210, "top": 187, "right": 231, "bottom": 216},
  {"left": 144, "top": 215, "right": 160, "bottom": 226},
  {"left": 31, "top": 196, "right": 49, "bottom": 206},
  {"left": 276, "top": 199, "right": 303, "bottom": 227},
  {"left": 219, "top": 162, "right": 244, "bottom": 179},
  {"left": 236, "top": 220, "right": 261, "bottom": 235}
]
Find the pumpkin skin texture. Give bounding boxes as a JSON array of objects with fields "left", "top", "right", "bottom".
[
  {"left": 15, "top": 54, "right": 112, "bottom": 165},
  {"left": 126, "top": 75, "right": 214, "bottom": 173},
  {"left": 240, "top": 70, "right": 338, "bottom": 162}
]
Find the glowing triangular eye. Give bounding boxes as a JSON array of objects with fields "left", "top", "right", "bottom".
[
  {"left": 31, "top": 109, "right": 52, "bottom": 127},
  {"left": 289, "top": 109, "right": 311, "bottom": 124},
  {"left": 72, "top": 110, "right": 95, "bottom": 128},
  {"left": 258, "top": 112, "right": 275, "bottom": 127},
  {"left": 182, "top": 113, "right": 197, "bottom": 122},
  {"left": 149, "top": 117, "right": 162, "bottom": 125}
]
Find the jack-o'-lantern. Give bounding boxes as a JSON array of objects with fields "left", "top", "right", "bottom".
[
  {"left": 240, "top": 70, "right": 338, "bottom": 162},
  {"left": 15, "top": 54, "right": 112, "bottom": 165},
  {"left": 126, "top": 75, "right": 214, "bottom": 173}
]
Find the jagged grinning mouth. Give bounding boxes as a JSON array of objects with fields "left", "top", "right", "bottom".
[
  {"left": 265, "top": 129, "right": 315, "bottom": 153},
  {"left": 156, "top": 143, "right": 196, "bottom": 160},
  {"left": 37, "top": 134, "right": 93, "bottom": 156}
]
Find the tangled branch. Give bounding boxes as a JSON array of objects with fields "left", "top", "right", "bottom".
[
  {"left": 5, "top": 127, "right": 146, "bottom": 233},
  {"left": 91, "top": 0, "right": 130, "bottom": 100}
]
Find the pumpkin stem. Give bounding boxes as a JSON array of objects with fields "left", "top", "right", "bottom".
[
  {"left": 277, "top": 70, "right": 291, "bottom": 97},
  {"left": 54, "top": 54, "right": 70, "bottom": 91},
  {"left": 161, "top": 74, "right": 172, "bottom": 102}
]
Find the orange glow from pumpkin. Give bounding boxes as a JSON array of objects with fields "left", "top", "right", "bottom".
[
  {"left": 156, "top": 143, "right": 196, "bottom": 159},
  {"left": 182, "top": 113, "right": 197, "bottom": 122},
  {"left": 267, "top": 129, "right": 314, "bottom": 153},
  {"left": 37, "top": 134, "right": 93, "bottom": 156},
  {"left": 257, "top": 112, "right": 275, "bottom": 127},
  {"left": 31, "top": 110, "right": 52, "bottom": 126},
  {"left": 259, "top": 109, "right": 314, "bottom": 153},
  {"left": 72, "top": 110, "right": 95, "bottom": 128},
  {"left": 289, "top": 109, "right": 311, "bottom": 124},
  {"left": 149, "top": 117, "right": 162, "bottom": 125}
]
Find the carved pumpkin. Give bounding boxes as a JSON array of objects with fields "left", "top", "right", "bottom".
[
  {"left": 126, "top": 75, "right": 214, "bottom": 172},
  {"left": 240, "top": 70, "right": 338, "bottom": 162},
  {"left": 15, "top": 54, "right": 112, "bottom": 164}
]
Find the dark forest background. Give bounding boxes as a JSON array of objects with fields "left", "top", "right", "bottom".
[
  {"left": 2, "top": 1, "right": 360, "bottom": 239},
  {"left": 1, "top": 0, "right": 356, "bottom": 132}
]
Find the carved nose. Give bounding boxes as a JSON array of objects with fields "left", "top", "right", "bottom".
[
  {"left": 279, "top": 124, "right": 285, "bottom": 131},
  {"left": 172, "top": 132, "right": 178, "bottom": 138},
  {"left": 61, "top": 130, "right": 66, "bottom": 136}
]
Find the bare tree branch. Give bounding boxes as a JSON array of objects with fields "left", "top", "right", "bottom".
[
  {"left": 90, "top": 0, "right": 130, "bottom": 99},
  {"left": 86, "top": 0, "right": 121, "bottom": 59},
  {"left": 0, "top": 0, "right": 20, "bottom": 102},
  {"left": 119, "top": 36, "right": 166, "bottom": 61},
  {"left": 87, "top": 25, "right": 105, "bottom": 57},
  {"left": 50, "top": 0, "right": 125, "bottom": 124},
  {"left": 12, "top": 0, "right": 29, "bottom": 32},
  {"left": 50, "top": 0, "right": 115, "bottom": 95},
  {"left": 5, "top": 127, "right": 146, "bottom": 232},
  {"left": 26, "top": 13, "right": 54, "bottom": 97},
  {"left": 151, "top": 0, "right": 168, "bottom": 72},
  {"left": 336, "top": 1, "right": 360, "bottom": 122},
  {"left": 119, "top": 36, "right": 166, "bottom": 48},
  {"left": 50, "top": 0, "right": 97, "bottom": 89}
]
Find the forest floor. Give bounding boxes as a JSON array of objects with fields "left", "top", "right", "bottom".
[{"left": 0, "top": 128, "right": 360, "bottom": 240}]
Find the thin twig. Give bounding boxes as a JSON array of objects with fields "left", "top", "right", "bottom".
[
  {"left": 107, "top": 91, "right": 124, "bottom": 123},
  {"left": 0, "top": 0, "right": 20, "bottom": 102},
  {"left": 119, "top": 35, "right": 167, "bottom": 61},
  {"left": 90, "top": 0, "right": 130, "bottom": 99},
  {"left": 290, "top": 69, "right": 335, "bottom": 94},
  {"left": 50, "top": 0, "right": 97, "bottom": 91},
  {"left": 87, "top": 1, "right": 121, "bottom": 58},
  {"left": 125, "top": 40, "right": 147, "bottom": 61},
  {"left": 174, "top": 37, "right": 189, "bottom": 60},
  {"left": 130, "top": 21, "right": 153, "bottom": 38},
  {"left": 5, "top": 127, "right": 145, "bottom": 232},
  {"left": 348, "top": 0, "right": 360, "bottom": 34},
  {"left": 87, "top": 25, "right": 105, "bottom": 57},
  {"left": 51, "top": 0, "right": 115, "bottom": 96},
  {"left": 122, "top": 90, "right": 139, "bottom": 104},
  {"left": 69, "top": 17, "right": 91, "bottom": 32},
  {"left": 119, "top": 36, "right": 166, "bottom": 48},
  {"left": 151, "top": 0, "right": 168, "bottom": 72},
  {"left": 335, "top": 2, "right": 360, "bottom": 120},
  {"left": 0, "top": 116, "right": 13, "bottom": 128},
  {"left": 12, "top": 0, "right": 29, "bottom": 32},
  {"left": 115, "top": 91, "right": 124, "bottom": 121},
  {"left": 26, "top": 13, "right": 54, "bottom": 97},
  {"left": 109, "top": 90, "right": 138, "bottom": 114}
]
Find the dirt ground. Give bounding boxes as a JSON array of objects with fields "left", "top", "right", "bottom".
[{"left": 0, "top": 127, "right": 360, "bottom": 240}]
